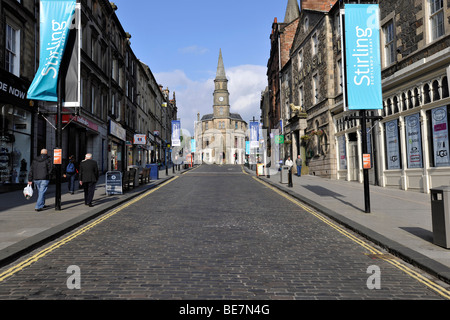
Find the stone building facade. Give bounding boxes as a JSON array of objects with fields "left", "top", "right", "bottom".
[
  {"left": 195, "top": 50, "right": 247, "bottom": 165},
  {"left": 274, "top": 0, "right": 450, "bottom": 193},
  {"left": 279, "top": 0, "right": 338, "bottom": 178},
  {"left": 265, "top": 0, "right": 300, "bottom": 162},
  {"left": 0, "top": 0, "right": 38, "bottom": 190},
  {"left": 0, "top": 0, "right": 176, "bottom": 192}
]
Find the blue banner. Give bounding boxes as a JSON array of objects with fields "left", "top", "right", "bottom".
[
  {"left": 171, "top": 120, "right": 181, "bottom": 147},
  {"left": 249, "top": 121, "right": 259, "bottom": 148},
  {"left": 27, "top": 0, "right": 76, "bottom": 102},
  {"left": 344, "top": 4, "right": 382, "bottom": 110}
]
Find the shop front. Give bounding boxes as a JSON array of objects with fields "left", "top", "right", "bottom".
[
  {"left": 62, "top": 112, "right": 102, "bottom": 168},
  {"left": 108, "top": 120, "right": 126, "bottom": 172},
  {"left": 0, "top": 69, "right": 32, "bottom": 192}
]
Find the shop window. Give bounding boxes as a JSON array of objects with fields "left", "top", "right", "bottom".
[
  {"left": 405, "top": 113, "right": 423, "bottom": 168},
  {"left": 427, "top": 106, "right": 450, "bottom": 167},
  {"left": 0, "top": 106, "right": 32, "bottom": 184},
  {"left": 385, "top": 119, "right": 401, "bottom": 170}
]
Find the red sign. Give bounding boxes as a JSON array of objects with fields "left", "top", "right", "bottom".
[
  {"left": 61, "top": 111, "right": 98, "bottom": 132},
  {"left": 363, "top": 154, "right": 371, "bottom": 169},
  {"left": 54, "top": 149, "right": 62, "bottom": 165}
]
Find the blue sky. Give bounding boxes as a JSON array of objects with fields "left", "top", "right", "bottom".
[{"left": 112, "top": 0, "right": 288, "bottom": 134}]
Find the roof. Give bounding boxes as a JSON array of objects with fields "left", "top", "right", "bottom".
[{"left": 200, "top": 113, "right": 246, "bottom": 123}]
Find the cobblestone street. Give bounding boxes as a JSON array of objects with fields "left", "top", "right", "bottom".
[{"left": 0, "top": 165, "right": 445, "bottom": 301}]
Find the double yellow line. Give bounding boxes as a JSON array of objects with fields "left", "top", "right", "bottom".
[
  {"left": 253, "top": 176, "right": 450, "bottom": 300},
  {"left": 0, "top": 177, "right": 178, "bottom": 283}
]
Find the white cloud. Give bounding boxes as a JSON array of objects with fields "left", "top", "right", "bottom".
[
  {"left": 154, "top": 64, "right": 267, "bottom": 135},
  {"left": 178, "top": 45, "right": 209, "bottom": 55}
]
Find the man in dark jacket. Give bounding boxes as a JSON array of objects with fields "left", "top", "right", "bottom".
[
  {"left": 79, "top": 153, "right": 99, "bottom": 207},
  {"left": 28, "top": 149, "right": 54, "bottom": 211}
]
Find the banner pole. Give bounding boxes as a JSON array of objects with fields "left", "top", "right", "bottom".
[
  {"left": 361, "top": 110, "right": 370, "bottom": 213},
  {"left": 55, "top": 75, "right": 62, "bottom": 211}
]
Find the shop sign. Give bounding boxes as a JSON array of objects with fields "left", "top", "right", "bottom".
[
  {"left": 133, "top": 134, "right": 146, "bottom": 145},
  {"left": 105, "top": 171, "right": 123, "bottom": 195},
  {"left": 0, "top": 69, "right": 30, "bottom": 107},
  {"left": 61, "top": 114, "right": 98, "bottom": 132},
  {"left": 109, "top": 120, "right": 126, "bottom": 141}
]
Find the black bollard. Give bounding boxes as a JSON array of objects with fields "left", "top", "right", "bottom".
[{"left": 288, "top": 168, "right": 293, "bottom": 188}]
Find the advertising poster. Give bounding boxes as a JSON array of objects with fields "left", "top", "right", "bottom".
[
  {"left": 385, "top": 119, "right": 401, "bottom": 170},
  {"left": 339, "top": 135, "right": 347, "bottom": 170},
  {"left": 405, "top": 113, "right": 423, "bottom": 168},
  {"left": 432, "top": 106, "right": 450, "bottom": 167}
]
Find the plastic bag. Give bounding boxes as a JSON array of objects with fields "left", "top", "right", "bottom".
[{"left": 23, "top": 184, "right": 33, "bottom": 200}]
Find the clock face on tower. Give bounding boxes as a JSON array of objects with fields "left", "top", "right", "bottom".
[{"left": 219, "top": 96, "right": 224, "bottom": 102}]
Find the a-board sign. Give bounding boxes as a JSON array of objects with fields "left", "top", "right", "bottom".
[{"left": 106, "top": 171, "right": 123, "bottom": 195}]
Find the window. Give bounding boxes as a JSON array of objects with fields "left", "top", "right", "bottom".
[
  {"left": 311, "top": 33, "right": 318, "bottom": 56},
  {"left": 299, "top": 86, "right": 304, "bottom": 107},
  {"left": 91, "top": 86, "right": 95, "bottom": 114},
  {"left": 5, "top": 24, "right": 20, "bottom": 76},
  {"left": 428, "top": 106, "right": 450, "bottom": 167},
  {"left": 429, "top": 0, "right": 444, "bottom": 41},
  {"left": 337, "top": 60, "right": 343, "bottom": 94},
  {"left": 313, "top": 74, "right": 319, "bottom": 104},
  {"left": 298, "top": 50, "right": 303, "bottom": 71},
  {"left": 383, "top": 21, "right": 395, "bottom": 66}
]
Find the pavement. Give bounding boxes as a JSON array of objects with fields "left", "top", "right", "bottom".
[
  {"left": 247, "top": 167, "right": 450, "bottom": 284},
  {"left": 0, "top": 165, "right": 190, "bottom": 267},
  {"left": 2, "top": 163, "right": 450, "bottom": 287}
]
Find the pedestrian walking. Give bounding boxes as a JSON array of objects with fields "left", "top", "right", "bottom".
[
  {"left": 285, "top": 157, "right": 293, "bottom": 169},
  {"left": 296, "top": 155, "right": 302, "bottom": 177},
  {"left": 64, "top": 155, "right": 78, "bottom": 194},
  {"left": 28, "top": 149, "right": 54, "bottom": 212},
  {"left": 79, "top": 153, "right": 99, "bottom": 207}
]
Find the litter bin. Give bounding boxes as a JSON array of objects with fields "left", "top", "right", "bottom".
[
  {"left": 280, "top": 165, "right": 290, "bottom": 184},
  {"left": 430, "top": 187, "right": 450, "bottom": 249},
  {"left": 147, "top": 164, "right": 159, "bottom": 180}
]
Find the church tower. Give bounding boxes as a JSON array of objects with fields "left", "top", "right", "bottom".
[{"left": 213, "top": 49, "right": 230, "bottom": 119}]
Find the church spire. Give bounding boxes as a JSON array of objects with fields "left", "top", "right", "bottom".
[
  {"left": 284, "top": 0, "right": 300, "bottom": 24},
  {"left": 216, "top": 49, "right": 227, "bottom": 80}
]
